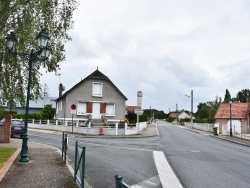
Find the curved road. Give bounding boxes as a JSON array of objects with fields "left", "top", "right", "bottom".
[{"left": 29, "top": 122, "right": 250, "bottom": 188}]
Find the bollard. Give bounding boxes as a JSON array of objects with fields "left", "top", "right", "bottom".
[{"left": 99, "top": 126, "right": 104, "bottom": 135}]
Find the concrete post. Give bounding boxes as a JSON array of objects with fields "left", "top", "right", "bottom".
[
  {"left": 115, "top": 123, "right": 118, "bottom": 135},
  {"left": 125, "top": 123, "right": 127, "bottom": 135}
]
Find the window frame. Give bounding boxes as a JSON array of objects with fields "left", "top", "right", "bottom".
[{"left": 92, "top": 82, "right": 103, "bottom": 97}]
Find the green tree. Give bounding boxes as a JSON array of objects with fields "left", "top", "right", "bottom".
[
  {"left": 41, "top": 104, "right": 55, "bottom": 119},
  {"left": 195, "top": 96, "right": 221, "bottom": 123},
  {"left": 0, "top": 0, "right": 78, "bottom": 106},
  {"left": 223, "top": 89, "right": 231, "bottom": 103},
  {"left": 235, "top": 89, "right": 250, "bottom": 102},
  {"left": 125, "top": 111, "right": 137, "bottom": 124}
]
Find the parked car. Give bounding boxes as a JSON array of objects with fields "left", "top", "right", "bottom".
[{"left": 0, "top": 118, "right": 25, "bottom": 138}]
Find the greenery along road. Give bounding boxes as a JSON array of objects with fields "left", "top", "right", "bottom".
[{"left": 0, "top": 148, "right": 17, "bottom": 169}]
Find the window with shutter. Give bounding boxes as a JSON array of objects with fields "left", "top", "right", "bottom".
[
  {"left": 77, "top": 102, "right": 87, "bottom": 115},
  {"left": 106, "top": 103, "right": 115, "bottom": 116},
  {"left": 92, "top": 82, "right": 103, "bottom": 97}
]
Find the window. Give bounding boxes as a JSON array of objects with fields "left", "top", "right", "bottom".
[
  {"left": 92, "top": 82, "right": 103, "bottom": 97},
  {"left": 56, "top": 101, "right": 62, "bottom": 114},
  {"left": 77, "top": 102, "right": 87, "bottom": 115},
  {"left": 106, "top": 103, "right": 115, "bottom": 116}
]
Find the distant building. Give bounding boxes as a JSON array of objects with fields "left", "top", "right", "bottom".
[
  {"left": 0, "top": 97, "right": 57, "bottom": 114},
  {"left": 214, "top": 102, "right": 250, "bottom": 134}
]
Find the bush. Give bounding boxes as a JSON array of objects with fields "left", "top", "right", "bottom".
[
  {"left": 166, "top": 117, "right": 175, "bottom": 122},
  {"left": 0, "top": 110, "right": 17, "bottom": 120},
  {"left": 139, "top": 115, "right": 147, "bottom": 122}
]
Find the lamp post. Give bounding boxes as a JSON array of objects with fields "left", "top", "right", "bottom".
[
  {"left": 6, "top": 29, "right": 50, "bottom": 162},
  {"left": 229, "top": 100, "right": 232, "bottom": 136},
  {"left": 185, "top": 90, "right": 193, "bottom": 128}
]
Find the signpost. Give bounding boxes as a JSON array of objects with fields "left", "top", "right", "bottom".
[
  {"left": 71, "top": 104, "right": 76, "bottom": 133},
  {"left": 134, "top": 109, "right": 143, "bottom": 132},
  {"left": 134, "top": 109, "right": 143, "bottom": 115}
]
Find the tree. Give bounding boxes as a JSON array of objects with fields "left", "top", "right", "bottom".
[
  {"left": 41, "top": 104, "right": 56, "bottom": 119},
  {"left": 125, "top": 111, "right": 137, "bottom": 124},
  {"left": 235, "top": 89, "right": 250, "bottom": 102},
  {"left": 223, "top": 89, "right": 231, "bottom": 103},
  {"left": 0, "top": 1, "right": 78, "bottom": 106},
  {"left": 195, "top": 96, "right": 221, "bottom": 123}
]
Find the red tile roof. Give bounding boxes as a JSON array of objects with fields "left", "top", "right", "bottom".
[
  {"left": 214, "top": 103, "right": 250, "bottom": 119},
  {"left": 126, "top": 106, "right": 141, "bottom": 113}
]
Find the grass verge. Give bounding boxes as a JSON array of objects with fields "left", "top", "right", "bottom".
[{"left": 0, "top": 148, "right": 17, "bottom": 169}]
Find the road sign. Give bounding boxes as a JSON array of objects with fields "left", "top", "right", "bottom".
[
  {"left": 71, "top": 104, "right": 76, "bottom": 114},
  {"left": 71, "top": 104, "right": 76, "bottom": 110},
  {"left": 134, "top": 109, "right": 143, "bottom": 115}
]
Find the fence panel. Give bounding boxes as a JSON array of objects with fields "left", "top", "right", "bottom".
[{"left": 74, "top": 141, "right": 86, "bottom": 188}]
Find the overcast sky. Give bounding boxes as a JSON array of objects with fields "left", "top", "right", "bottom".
[{"left": 41, "top": 0, "right": 250, "bottom": 113}]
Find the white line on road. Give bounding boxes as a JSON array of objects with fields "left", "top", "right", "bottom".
[
  {"left": 29, "top": 133, "right": 158, "bottom": 152},
  {"left": 153, "top": 151, "right": 183, "bottom": 188}
]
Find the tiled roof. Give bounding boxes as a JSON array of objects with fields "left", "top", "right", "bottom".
[
  {"left": 126, "top": 106, "right": 140, "bottom": 113},
  {"left": 56, "top": 69, "right": 127, "bottom": 101},
  {"left": 214, "top": 103, "right": 250, "bottom": 119}
]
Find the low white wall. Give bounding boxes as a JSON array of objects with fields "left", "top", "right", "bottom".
[
  {"left": 28, "top": 121, "right": 148, "bottom": 136},
  {"left": 184, "top": 122, "right": 214, "bottom": 132}
]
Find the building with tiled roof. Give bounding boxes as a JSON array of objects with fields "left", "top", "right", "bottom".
[{"left": 214, "top": 103, "right": 250, "bottom": 134}]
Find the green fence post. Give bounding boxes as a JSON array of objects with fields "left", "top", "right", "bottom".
[
  {"left": 115, "top": 175, "right": 123, "bottom": 188},
  {"left": 74, "top": 141, "right": 78, "bottom": 183},
  {"left": 64, "top": 134, "right": 67, "bottom": 164},
  {"left": 62, "top": 132, "right": 65, "bottom": 159},
  {"left": 81, "top": 146, "right": 86, "bottom": 188}
]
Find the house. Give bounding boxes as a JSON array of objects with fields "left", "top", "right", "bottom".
[
  {"left": 169, "top": 111, "right": 179, "bottom": 118},
  {"left": 214, "top": 103, "right": 250, "bottom": 134},
  {"left": 0, "top": 97, "right": 56, "bottom": 114},
  {"left": 125, "top": 106, "right": 141, "bottom": 114},
  {"left": 55, "top": 69, "right": 128, "bottom": 123},
  {"left": 178, "top": 110, "right": 194, "bottom": 120}
]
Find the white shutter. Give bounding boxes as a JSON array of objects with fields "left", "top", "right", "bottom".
[
  {"left": 106, "top": 104, "right": 115, "bottom": 116},
  {"left": 92, "top": 83, "right": 103, "bottom": 97},
  {"left": 77, "top": 102, "right": 86, "bottom": 115}
]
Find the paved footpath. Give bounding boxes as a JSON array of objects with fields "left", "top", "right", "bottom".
[{"left": 0, "top": 139, "right": 80, "bottom": 188}]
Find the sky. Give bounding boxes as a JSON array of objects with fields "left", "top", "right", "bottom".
[{"left": 41, "top": 0, "right": 250, "bottom": 113}]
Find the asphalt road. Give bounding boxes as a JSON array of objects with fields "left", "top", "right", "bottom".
[
  {"left": 158, "top": 122, "right": 250, "bottom": 188},
  {"left": 28, "top": 122, "right": 250, "bottom": 188},
  {"left": 28, "top": 131, "right": 162, "bottom": 188}
]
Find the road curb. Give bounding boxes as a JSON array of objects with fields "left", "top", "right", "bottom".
[
  {"left": 180, "top": 125, "right": 250, "bottom": 148},
  {"left": 0, "top": 148, "right": 21, "bottom": 182},
  {"left": 208, "top": 135, "right": 250, "bottom": 148}
]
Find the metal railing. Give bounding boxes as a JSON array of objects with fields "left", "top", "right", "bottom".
[
  {"left": 115, "top": 175, "right": 130, "bottom": 188},
  {"left": 74, "top": 141, "right": 86, "bottom": 188},
  {"left": 62, "top": 132, "right": 68, "bottom": 164}
]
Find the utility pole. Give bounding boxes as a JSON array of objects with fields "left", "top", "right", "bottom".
[{"left": 191, "top": 90, "right": 193, "bottom": 128}]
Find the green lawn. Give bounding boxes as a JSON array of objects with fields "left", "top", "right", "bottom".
[{"left": 0, "top": 148, "right": 17, "bottom": 169}]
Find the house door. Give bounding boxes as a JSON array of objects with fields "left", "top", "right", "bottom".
[{"left": 92, "top": 103, "right": 100, "bottom": 119}]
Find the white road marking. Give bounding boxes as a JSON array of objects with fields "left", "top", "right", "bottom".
[
  {"left": 153, "top": 151, "right": 183, "bottom": 188},
  {"left": 29, "top": 133, "right": 158, "bottom": 152}
]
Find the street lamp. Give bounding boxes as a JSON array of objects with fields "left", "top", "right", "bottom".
[
  {"left": 185, "top": 90, "right": 193, "bottom": 128},
  {"left": 6, "top": 29, "right": 50, "bottom": 162},
  {"left": 229, "top": 100, "right": 233, "bottom": 136}
]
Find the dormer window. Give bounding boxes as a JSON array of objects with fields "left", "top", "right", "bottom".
[{"left": 92, "top": 82, "right": 103, "bottom": 97}]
